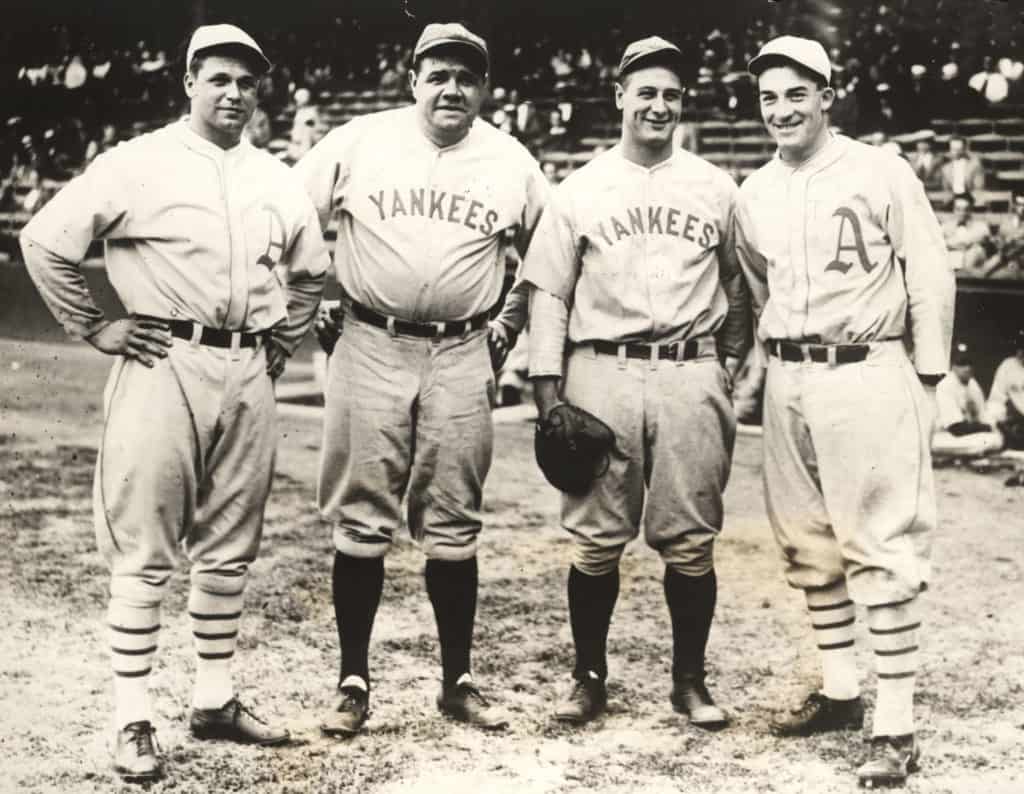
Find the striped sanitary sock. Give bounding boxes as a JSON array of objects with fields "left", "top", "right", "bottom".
[
  {"left": 108, "top": 599, "right": 160, "bottom": 729},
  {"left": 806, "top": 579, "right": 860, "bottom": 700},
  {"left": 868, "top": 597, "right": 920, "bottom": 737},
  {"left": 189, "top": 587, "right": 243, "bottom": 710}
]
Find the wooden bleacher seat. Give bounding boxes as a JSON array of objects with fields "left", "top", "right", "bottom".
[
  {"left": 994, "top": 118, "right": 1024, "bottom": 137},
  {"left": 980, "top": 151, "right": 1024, "bottom": 169},
  {"left": 995, "top": 170, "right": 1024, "bottom": 192},
  {"left": 968, "top": 132, "right": 1008, "bottom": 153},
  {"left": 956, "top": 118, "right": 995, "bottom": 137}
]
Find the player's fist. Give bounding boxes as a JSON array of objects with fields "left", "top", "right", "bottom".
[
  {"left": 487, "top": 320, "right": 517, "bottom": 371},
  {"left": 314, "top": 300, "right": 343, "bottom": 356},
  {"left": 86, "top": 317, "right": 172, "bottom": 368}
]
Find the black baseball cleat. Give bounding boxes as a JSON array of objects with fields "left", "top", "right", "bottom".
[
  {"left": 857, "top": 734, "right": 920, "bottom": 788},
  {"left": 437, "top": 677, "right": 510, "bottom": 730},
  {"left": 553, "top": 673, "right": 607, "bottom": 724},
  {"left": 321, "top": 684, "right": 370, "bottom": 737},
  {"left": 189, "top": 697, "right": 290, "bottom": 746},
  {"left": 771, "top": 691, "right": 864, "bottom": 737},
  {"left": 113, "top": 720, "right": 163, "bottom": 783},
  {"left": 670, "top": 674, "right": 729, "bottom": 730}
]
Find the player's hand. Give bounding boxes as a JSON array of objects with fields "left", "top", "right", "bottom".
[
  {"left": 487, "top": 320, "right": 517, "bottom": 371},
  {"left": 721, "top": 355, "right": 741, "bottom": 394},
  {"left": 266, "top": 339, "right": 289, "bottom": 380},
  {"left": 314, "top": 300, "right": 343, "bottom": 356},
  {"left": 86, "top": 317, "right": 172, "bottom": 368}
]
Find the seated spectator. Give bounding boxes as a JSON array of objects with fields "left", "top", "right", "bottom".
[
  {"left": 943, "top": 192, "right": 992, "bottom": 274},
  {"left": 908, "top": 132, "right": 943, "bottom": 190},
  {"left": 983, "top": 190, "right": 1024, "bottom": 280},
  {"left": 932, "top": 343, "right": 1003, "bottom": 458},
  {"left": 987, "top": 329, "right": 1024, "bottom": 450},
  {"left": 969, "top": 55, "right": 1009, "bottom": 105},
  {"left": 244, "top": 107, "right": 272, "bottom": 149},
  {"left": 940, "top": 135, "right": 986, "bottom": 194},
  {"left": 540, "top": 109, "right": 568, "bottom": 151},
  {"left": 288, "top": 87, "right": 323, "bottom": 162}
]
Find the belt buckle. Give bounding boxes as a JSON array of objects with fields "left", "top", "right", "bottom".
[
  {"left": 386, "top": 316, "right": 397, "bottom": 337},
  {"left": 827, "top": 346, "right": 838, "bottom": 367},
  {"left": 432, "top": 321, "right": 446, "bottom": 338},
  {"left": 799, "top": 343, "right": 811, "bottom": 362},
  {"left": 189, "top": 322, "right": 202, "bottom": 346},
  {"left": 230, "top": 331, "right": 242, "bottom": 359},
  {"left": 616, "top": 343, "right": 627, "bottom": 370},
  {"left": 673, "top": 341, "right": 686, "bottom": 362}
]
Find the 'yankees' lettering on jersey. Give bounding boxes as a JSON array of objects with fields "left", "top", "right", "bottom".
[
  {"left": 521, "top": 145, "right": 749, "bottom": 353},
  {"left": 295, "top": 106, "right": 548, "bottom": 322},
  {"left": 739, "top": 134, "right": 954, "bottom": 374},
  {"left": 20, "top": 121, "right": 328, "bottom": 352}
]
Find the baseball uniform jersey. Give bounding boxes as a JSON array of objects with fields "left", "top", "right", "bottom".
[
  {"left": 739, "top": 133, "right": 955, "bottom": 604},
  {"left": 294, "top": 106, "right": 548, "bottom": 559},
  {"left": 21, "top": 119, "right": 329, "bottom": 597},
  {"left": 521, "top": 144, "right": 752, "bottom": 575}
]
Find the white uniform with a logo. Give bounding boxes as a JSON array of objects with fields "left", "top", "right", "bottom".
[
  {"left": 20, "top": 120, "right": 329, "bottom": 601},
  {"left": 295, "top": 106, "right": 548, "bottom": 560},
  {"left": 521, "top": 145, "right": 751, "bottom": 575},
  {"left": 739, "top": 134, "right": 955, "bottom": 605}
]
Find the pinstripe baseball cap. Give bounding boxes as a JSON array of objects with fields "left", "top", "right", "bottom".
[
  {"left": 748, "top": 35, "right": 831, "bottom": 85},
  {"left": 414, "top": 23, "right": 489, "bottom": 73},
  {"left": 618, "top": 36, "right": 684, "bottom": 79},
  {"left": 186, "top": 24, "right": 272, "bottom": 75}
]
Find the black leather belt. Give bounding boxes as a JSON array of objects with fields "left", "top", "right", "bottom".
[
  {"left": 592, "top": 338, "right": 705, "bottom": 361},
  {"left": 351, "top": 300, "right": 489, "bottom": 338},
  {"left": 768, "top": 339, "right": 869, "bottom": 364},
  {"left": 135, "top": 315, "right": 261, "bottom": 348}
]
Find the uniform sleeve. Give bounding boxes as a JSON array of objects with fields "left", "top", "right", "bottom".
[
  {"left": 734, "top": 185, "right": 772, "bottom": 356},
  {"left": 513, "top": 157, "right": 551, "bottom": 257},
  {"left": 887, "top": 158, "right": 956, "bottom": 376},
  {"left": 19, "top": 152, "right": 129, "bottom": 339},
  {"left": 528, "top": 287, "right": 569, "bottom": 378},
  {"left": 292, "top": 125, "right": 351, "bottom": 232},
  {"left": 987, "top": 361, "right": 1010, "bottom": 424},
  {"left": 966, "top": 379, "right": 992, "bottom": 425},
  {"left": 715, "top": 186, "right": 753, "bottom": 360},
  {"left": 272, "top": 192, "right": 330, "bottom": 354},
  {"left": 935, "top": 376, "right": 962, "bottom": 429},
  {"left": 518, "top": 186, "right": 580, "bottom": 302}
]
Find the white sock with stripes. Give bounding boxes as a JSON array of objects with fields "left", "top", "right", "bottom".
[
  {"left": 806, "top": 580, "right": 860, "bottom": 701},
  {"left": 108, "top": 598, "right": 160, "bottom": 729},
  {"left": 868, "top": 597, "right": 920, "bottom": 737},
  {"left": 189, "top": 587, "right": 243, "bottom": 710}
]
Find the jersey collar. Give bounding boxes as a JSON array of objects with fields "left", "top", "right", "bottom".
[
  {"left": 174, "top": 118, "right": 249, "bottom": 160},
  {"left": 774, "top": 131, "right": 844, "bottom": 174}
]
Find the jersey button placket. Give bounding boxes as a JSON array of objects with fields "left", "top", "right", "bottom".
[{"left": 787, "top": 170, "right": 809, "bottom": 340}]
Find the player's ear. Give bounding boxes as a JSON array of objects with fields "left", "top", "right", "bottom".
[
  {"left": 820, "top": 85, "right": 836, "bottom": 112},
  {"left": 614, "top": 82, "right": 624, "bottom": 111},
  {"left": 183, "top": 70, "right": 196, "bottom": 99},
  {"left": 408, "top": 69, "right": 418, "bottom": 95}
]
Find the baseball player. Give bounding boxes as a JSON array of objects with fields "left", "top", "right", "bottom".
[
  {"left": 294, "top": 22, "right": 548, "bottom": 735},
  {"left": 520, "top": 36, "right": 752, "bottom": 728},
  {"left": 740, "top": 36, "right": 955, "bottom": 787},
  {"left": 987, "top": 328, "right": 1024, "bottom": 449},
  {"left": 19, "top": 24, "right": 328, "bottom": 783}
]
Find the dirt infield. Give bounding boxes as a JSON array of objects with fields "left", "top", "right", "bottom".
[{"left": 1, "top": 338, "right": 1022, "bottom": 794}]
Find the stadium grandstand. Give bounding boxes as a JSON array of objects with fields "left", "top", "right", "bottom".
[{"left": 2, "top": 0, "right": 1024, "bottom": 284}]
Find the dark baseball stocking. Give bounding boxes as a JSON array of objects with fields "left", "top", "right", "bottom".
[
  {"left": 425, "top": 557, "right": 478, "bottom": 688},
  {"left": 332, "top": 551, "right": 385, "bottom": 687},
  {"left": 568, "top": 565, "right": 620, "bottom": 681},
  {"left": 664, "top": 567, "right": 717, "bottom": 679}
]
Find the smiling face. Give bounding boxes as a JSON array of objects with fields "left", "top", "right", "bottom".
[
  {"left": 184, "top": 52, "right": 259, "bottom": 149},
  {"left": 757, "top": 63, "right": 834, "bottom": 164},
  {"left": 410, "top": 52, "right": 485, "bottom": 147},
  {"left": 616, "top": 65, "right": 683, "bottom": 163}
]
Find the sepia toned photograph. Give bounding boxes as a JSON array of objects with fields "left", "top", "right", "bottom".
[{"left": 1, "top": 0, "right": 1022, "bottom": 791}]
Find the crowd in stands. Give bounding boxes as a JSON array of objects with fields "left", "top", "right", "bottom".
[{"left": 3, "top": 0, "right": 1024, "bottom": 284}]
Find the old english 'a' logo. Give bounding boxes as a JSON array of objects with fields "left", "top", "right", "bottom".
[
  {"left": 256, "top": 204, "right": 287, "bottom": 269},
  {"left": 825, "top": 206, "right": 877, "bottom": 274}
]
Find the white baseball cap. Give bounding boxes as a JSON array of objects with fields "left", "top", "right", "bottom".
[
  {"left": 748, "top": 35, "right": 831, "bottom": 85},
  {"left": 186, "top": 23, "right": 272, "bottom": 74}
]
